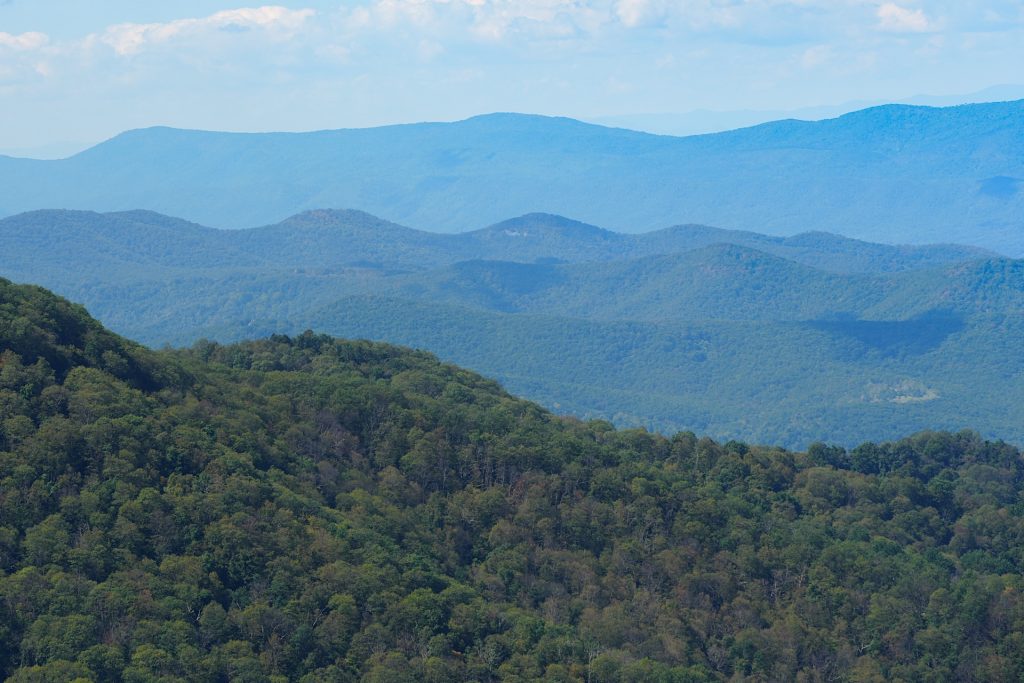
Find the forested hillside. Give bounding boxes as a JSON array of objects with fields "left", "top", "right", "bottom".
[
  {"left": 306, "top": 296, "right": 1024, "bottom": 448},
  {"left": 1, "top": 99, "right": 1022, "bottom": 253},
  {"left": 3, "top": 280, "right": 1024, "bottom": 681},
  {"left": 2, "top": 209, "right": 1022, "bottom": 448}
]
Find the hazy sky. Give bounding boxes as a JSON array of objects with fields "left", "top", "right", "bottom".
[{"left": 1, "top": 1, "right": 1023, "bottom": 151}]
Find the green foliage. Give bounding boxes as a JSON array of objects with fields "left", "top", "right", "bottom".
[{"left": 3, "top": 282, "right": 1024, "bottom": 681}]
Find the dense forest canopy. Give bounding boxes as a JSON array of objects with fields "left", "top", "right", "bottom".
[{"left": 2, "top": 279, "right": 1024, "bottom": 681}]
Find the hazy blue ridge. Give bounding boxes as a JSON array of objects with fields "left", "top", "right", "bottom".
[
  {"left": 0, "top": 208, "right": 995, "bottom": 283},
  {"left": 1, "top": 100, "right": 1022, "bottom": 253}
]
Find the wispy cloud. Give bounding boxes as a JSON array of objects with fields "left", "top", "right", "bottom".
[
  {"left": 342, "top": 0, "right": 607, "bottom": 42},
  {"left": 0, "top": 31, "right": 48, "bottom": 51},
  {"left": 339, "top": 0, "right": 827, "bottom": 41},
  {"left": 613, "top": 0, "right": 667, "bottom": 29},
  {"left": 876, "top": 3, "right": 935, "bottom": 33},
  {"left": 800, "top": 44, "right": 832, "bottom": 69},
  {"left": 95, "top": 6, "right": 316, "bottom": 56}
]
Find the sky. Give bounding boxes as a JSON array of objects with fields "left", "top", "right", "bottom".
[{"left": 1, "top": 0, "right": 1023, "bottom": 154}]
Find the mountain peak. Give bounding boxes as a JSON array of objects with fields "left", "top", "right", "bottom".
[
  {"left": 476, "top": 213, "right": 620, "bottom": 241},
  {"left": 266, "top": 209, "right": 419, "bottom": 236},
  {"left": 459, "top": 112, "right": 595, "bottom": 128}
]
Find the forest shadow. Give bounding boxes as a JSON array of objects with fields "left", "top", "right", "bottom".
[{"left": 806, "top": 309, "right": 966, "bottom": 356}]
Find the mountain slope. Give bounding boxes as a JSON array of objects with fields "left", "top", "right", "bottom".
[
  {"left": 1, "top": 100, "right": 1022, "bottom": 253},
  {"left": 4, "top": 280, "right": 1024, "bottom": 681},
  {"left": 396, "top": 247, "right": 1024, "bottom": 324},
  {"left": 383, "top": 245, "right": 893, "bottom": 321},
  {"left": 637, "top": 226, "right": 996, "bottom": 274},
  {"left": 0, "top": 209, "right": 252, "bottom": 283},
  {"left": 304, "top": 295, "right": 1024, "bottom": 447}
]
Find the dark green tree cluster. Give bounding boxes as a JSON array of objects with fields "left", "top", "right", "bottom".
[{"left": 2, "top": 278, "right": 1024, "bottom": 682}]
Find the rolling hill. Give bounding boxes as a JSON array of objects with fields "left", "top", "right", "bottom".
[
  {"left": 0, "top": 208, "right": 992, "bottom": 285},
  {"left": 1, "top": 99, "right": 1023, "bottom": 253},
  {"left": 1, "top": 208, "right": 1022, "bottom": 448}
]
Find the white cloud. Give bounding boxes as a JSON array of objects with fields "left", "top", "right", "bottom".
[
  {"left": 0, "top": 32, "right": 52, "bottom": 86},
  {"left": 364, "top": 0, "right": 442, "bottom": 28},
  {"left": 341, "top": 0, "right": 619, "bottom": 41},
  {"left": 0, "top": 31, "right": 49, "bottom": 51},
  {"left": 614, "top": 0, "right": 667, "bottom": 28},
  {"left": 876, "top": 3, "right": 934, "bottom": 33},
  {"left": 98, "top": 6, "right": 316, "bottom": 56},
  {"left": 341, "top": 0, "right": 787, "bottom": 43},
  {"left": 800, "top": 44, "right": 832, "bottom": 68}
]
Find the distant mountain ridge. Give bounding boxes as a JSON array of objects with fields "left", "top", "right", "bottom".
[
  {"left": 0, "top": 208, "right": 994, "bottom": 284},
  {"left": 1, "top": 99, "right": 1022, "bottom": 254}
]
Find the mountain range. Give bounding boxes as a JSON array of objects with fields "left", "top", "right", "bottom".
[
  {"left": 0, "top": 208, "right": 992, "bottom": 280},
  {"left": 590, "top": 84, "right": 1024, "bottom": 136},
  {"left": 1, "top": 99, "right": 1023, "bottom": 254},
  {"left": 3, "top": 208, "right": 1023, "bottom": 448}
]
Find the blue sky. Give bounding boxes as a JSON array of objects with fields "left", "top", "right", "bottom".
[{"left": 1, "top": 1, "right": 1023, "bottom": 153}]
